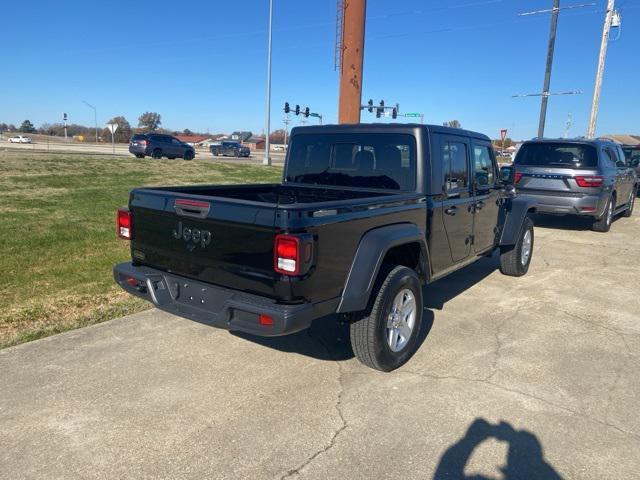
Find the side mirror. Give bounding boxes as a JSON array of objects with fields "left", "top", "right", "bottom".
[
  {"left": 500, "top": 165, "right": 513, "bottom": 183},
  {"left": 631, "top": 159, "right": 640, "bottom": 167},
  {"left": 504, "top": 184, "right": 517, "bottom": 198}
]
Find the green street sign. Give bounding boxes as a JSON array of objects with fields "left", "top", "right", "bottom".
[{"left": 405, "top": 113, "right": 421, "bottom": 117}]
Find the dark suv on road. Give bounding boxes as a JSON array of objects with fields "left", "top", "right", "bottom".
[
  {"left": 129, "top": 134, "right": 196, "bottom": 160},
  {"left": 512, "top": 138, "right": 637, "bottom": 232}
]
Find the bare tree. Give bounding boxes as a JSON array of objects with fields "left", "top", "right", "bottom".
[{"left": 138, "top": 112, "right": 162, "bottom": 132}]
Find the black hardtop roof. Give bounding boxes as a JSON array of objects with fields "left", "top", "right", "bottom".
[{"left": 290, "top": 123, "right": 491, "bottom": 142}]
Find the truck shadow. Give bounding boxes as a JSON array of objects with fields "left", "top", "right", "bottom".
[
  {"left": 531, "top": 213, "right": 594, "bottom": 231},
  {"left": 433, "top": 418, "right": 562, "bottom": 479},
  {"left": 232, "top": 254, "right": 498, "bottom": 362}
]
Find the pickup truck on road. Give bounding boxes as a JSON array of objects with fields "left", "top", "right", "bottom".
[
  {"left": 114, "top": 124, "right": 536, "bottom": 371},
  {"left": 210, "top": 140, "right": 251, "bottom": 158}
]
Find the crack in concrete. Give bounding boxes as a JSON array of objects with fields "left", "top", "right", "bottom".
[
  {"left": 397, "top": 365, "right": 640, "bottom": 441},
  {"left": 279, "top": 332, "right": 348, "bottom": 479},
  {"left": 548, "top": 305, "right": 637, "bottom": 428}
]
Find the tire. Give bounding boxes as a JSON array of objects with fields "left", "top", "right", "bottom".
[
  {"left": 499, "top": 216, "right": 534, "bottom": 277},
  {"left": 151, "top": 148, "right": 162, "bottom": 159},
  {"left": 623, "top": 188, "right": 636, "bottom": 218},
  {"left": 135, "top": 154, "right": 145, "bottom": 159},
  {"left": 350, "top": 266, "right": 423, "bottom": 372},
  {"left": 184, "top": 150, "right": 194, "bottom": 161},
  {"left": 592, "top": 196, "right": 614, "bottom": 232}
]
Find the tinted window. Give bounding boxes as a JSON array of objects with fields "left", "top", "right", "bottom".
[
  {"left": 286, "top": 133, "right": 416, "bottom": 190},
  {"left": 514, "top": 143, "right": 598, "bottom": 169},
  {"left": 443, "top": 141, "right": 469, "bottom": 191},
  {"left": 131, "top": 134, "right": 146, "bottom": 141},
  {"left": 473, "top": 145, "right": 495, "bottom": 186}
]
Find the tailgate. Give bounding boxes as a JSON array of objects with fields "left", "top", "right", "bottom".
[
  {"left": 517, "top": 166, "right": 599, "bottom": 193},
  {"left": 129, "top": 189, "right": 278, "bottom": 298}
]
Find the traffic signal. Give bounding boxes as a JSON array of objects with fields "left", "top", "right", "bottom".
[
  {"left": 376, "top": 100, "right": 384, "bottom": 118},
  {"left": 304, "top": 107, "right": 310, "bottom": 118},
  {"left": 367, "top": 99, "right": 374, "bottom": 113},
  {"left": 63, "top": 113, "right": 67, "bottom": 121},
  {"left": 295, "top": 104, "right": 300, "bottom": 116},
  {"left": 392, "top": 107, "right": 397, "bottom": 119},
  {"left": 284, "top": 102, "right": 290, "bottom": 114}
]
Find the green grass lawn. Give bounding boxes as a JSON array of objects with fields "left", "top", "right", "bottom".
[{"left": 0, "top": 151, "right": 282, "bottom": 348}]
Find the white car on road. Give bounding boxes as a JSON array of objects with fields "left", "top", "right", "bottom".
[{"left": 8, "top": 135, "right": 32, "bottom": 143}]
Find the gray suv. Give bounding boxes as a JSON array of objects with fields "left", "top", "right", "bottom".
[
  {"left": 129, "top": 134, "right": 195, "bottom": 160},
  {"left": 513, "top": 138, "right": 637, "bottom": 232}
]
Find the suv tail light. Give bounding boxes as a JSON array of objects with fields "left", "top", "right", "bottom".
[
  {"left": 514, "top": 170, "right": 523, "bottom": 183},
  {"left": 117, "top": 208, "right": 132, "bottom": 239},
  {"left": 274, "top": 234, "right": 313, "bottom": 276},
  {"left": 575, "top": 175, "right": 603, "bottom": 188}
]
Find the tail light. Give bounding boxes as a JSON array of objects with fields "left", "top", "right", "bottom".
[
  {"left": 139, "top": 140, "right": 147, "bottom": 147},
  {"left": 274, "top": 234, "right": 313, "bottom": 276},
  {"left": 514, "top": 170, "right": 523, "bottom": 183},
  {"left": 575, "top": 175, "right": 603, "bottom": 188},
  {"left": 117, "top": 208, "right": 132, "bottom": 239}
]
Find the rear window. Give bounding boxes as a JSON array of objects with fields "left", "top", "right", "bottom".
[
  {"left": 285, "top": 133, "right": 416, "bottom": 190},
  {"left": 515, "top": 142, "right": 598, "bottom": 169},
  {"left": 131, "top": 134, "right": 146, "bottom": 141},
  {"left": 623, "top": 147, "right": 640, "bottom": 161}
]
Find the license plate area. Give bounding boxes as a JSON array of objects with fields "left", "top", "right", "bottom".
[{"left": 164, "top": 275, "right": 229, "bottom": 309}]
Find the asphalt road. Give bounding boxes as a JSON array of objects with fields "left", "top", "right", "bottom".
[
  {"left": 0, "top": 141, "right": 286, "bottom": 165},
  {"left": 1, "top": 212, "right": 639, "bottom": 479}
]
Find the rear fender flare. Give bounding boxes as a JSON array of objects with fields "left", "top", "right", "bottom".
[
  {"left": 499, "top": 197, "right": 537, "bottom": 246},
  {"left": 336, "top": 223, "right": 428, "bottom": 314}
]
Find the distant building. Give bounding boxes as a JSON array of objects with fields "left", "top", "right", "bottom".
[
  {"left": 243, "top": 136, "right": 265, "bottom": 151},
  {"left": 600, "top": 134, "right": 640, "bottom": 145},
  {"left": 230, "top": 131, "right": 253, "bottom": 142},
  {"left": 175, "top": 135, "right": 211, "bottom": 146}
]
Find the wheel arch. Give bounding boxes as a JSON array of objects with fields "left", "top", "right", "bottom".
[{"left": 336, "top": 223, "right": 429, "bottom": 314}]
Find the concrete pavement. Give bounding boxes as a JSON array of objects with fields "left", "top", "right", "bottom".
[{"left": 1, "top": 212, "right": 639, "bottom": 479}]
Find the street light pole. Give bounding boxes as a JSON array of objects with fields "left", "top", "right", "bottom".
[
  {"left": 263, "top": 0, "right": 273, "bottom": 166},
  {"left": 82, "top": 100, "right": 98, "bottom": 144}
]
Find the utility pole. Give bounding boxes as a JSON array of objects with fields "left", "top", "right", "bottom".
[
  {"left": 538, "top": 0, "right": 560, "bottom": 138},
  {"left": 263, "top": 0, "right": 274, "bottom": 165},
  {"left": 283, "top": 115, "right": 290, "bottom": 146},
  {"left": 337, "top": 0, "right": 367, "bottom": 124},
  {"left": 587, "top": 0, "right": 615, "bottom": 139}
]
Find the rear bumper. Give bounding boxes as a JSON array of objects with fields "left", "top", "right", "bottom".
[
  {"left": 113, "top": 262, "right": 338, "bottom": 337},
  {"left": 518, "top": 191, "right": 607, "bottom": 217}
]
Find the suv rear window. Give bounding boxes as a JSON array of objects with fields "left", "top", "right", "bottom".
[
  {"left": 515, "top": 143, "right": 598, "bottom": 169},
  {"left": 285, "top": 133, "right": 416, "bottom": 191}
]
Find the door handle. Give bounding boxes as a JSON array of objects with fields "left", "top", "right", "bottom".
[{"left": 445, "top": 206, "right": 457, "bottom": 215}]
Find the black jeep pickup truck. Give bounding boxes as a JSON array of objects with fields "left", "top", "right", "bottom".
[{"left": 114, "top": 124, "right": 536, "bottom": 371}]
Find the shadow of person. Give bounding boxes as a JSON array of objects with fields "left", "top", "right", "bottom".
[{"left": 434, "top": 418, "right": 562, "bottom": 480}]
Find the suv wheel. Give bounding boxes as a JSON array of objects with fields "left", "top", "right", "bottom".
[
  {"left": 151, "top": 148, "right": 162, "bottom": 159},
  {"left": 499, "top": 216, "right": 534, "bottom": 277},
  {"left": 623, "top": 189, "right": 636, "bottom": 218},
  {"left": 592, "top": 196, "right": 614, "bottom": 232},
  {"left": 350, "top": 266, "right": 423, "bottom": 372},
  {"left": 184, "top": 150, "right": 194, "bottom": 161}
]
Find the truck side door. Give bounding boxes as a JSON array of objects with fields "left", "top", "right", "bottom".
[
  {"left": 440, "top": 136, "right": 474, "bottom": 263},
  {"left": 471, "top": 141, "right": 501, "bottom": 253}
]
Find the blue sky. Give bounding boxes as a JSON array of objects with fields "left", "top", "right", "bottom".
[{"left": 1, "top": 0, "right": 638, "bottom": 140}]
